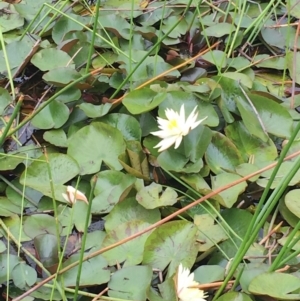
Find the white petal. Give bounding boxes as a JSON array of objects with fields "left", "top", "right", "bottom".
[
  {"left": 65, "top": 186, "right": 88, "bottom": 205},
  {"left": 154, "top": 136, "right": 178, "bottom": 152},
  {"left": 174, "top": 135, "right": 183, "bottom": 149},
  {"left": 62, "top": 193, "right": 69, "bottom": 203}
]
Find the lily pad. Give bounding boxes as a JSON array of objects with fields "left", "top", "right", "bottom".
[
  {"left": 136, "top": 182, "right": 178, "bottom": 209},
  {"left": 249, "top": 272, "right": 300, "bottom": 300},
  {"left": 31, "top": 100, "right": 69, "bottom": 129},
  {"left": 108, "top": 265, "right": 152, "bottom": 301},
  {"left": 105, "top": 197, "right": 160, "bottom": 232},
  {"left": 102, "top": 220, "right": 152, "bottom": 266},
  {"left": 31, "top": 48, "right": 75, "bottom": 71},
  {"left": 143, "top": 220, "right": 198, "bottom": 277},
  {"left": 91, "top": 170, "right": 135, "bottom": 214},
  {"left": 68, "top": 122, "right": 126, "bottom": 174},
  {"left": 205, "top": 132, "right": 244, "bottom": 174}
]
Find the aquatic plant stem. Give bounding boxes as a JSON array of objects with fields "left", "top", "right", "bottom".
[
  {"left": 73, "top": 176, "right": 97, "bottom": 301},
  {"left": 12, "top": 149, "right": 300, "bottom": 301},
  {"left": 0, "top": 95, "right": 23, "bottom": 147}
]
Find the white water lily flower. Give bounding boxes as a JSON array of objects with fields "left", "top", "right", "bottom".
[
  {"left": 62, "top": 186, "right": 88, "bottom": 205},
  {"left": 151, "top": 105, "right": 207, "bottom": 152},
  {"left": 176, "top": 263, "right": 207, "bottom": 301}
]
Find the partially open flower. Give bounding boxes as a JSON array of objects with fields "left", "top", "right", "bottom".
[
  {"left": 175, "top": 263, "right": 207, "bottom": 301},
  {"left": 151, "top": 105, "right": 207, "bottom": 152},
  {"left": 62, "top": 186, "right": 88, "bottom": 205}
]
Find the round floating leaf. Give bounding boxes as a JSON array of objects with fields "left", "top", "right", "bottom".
[
  {"left": 219, "top": 208, "right": 254, "bottom": 258},
  {"left": 105, "top": 197, "right": 161, "bottom": 232},
  {"left": 73, "top": 200, "right": 91, "bottom": 232},
  {"left": 34, "top": 234, "right": 59, "bottom": 269},
  {"left": 91, "top": 170, "right": 135, "bottom": 214},
  {"left": 143, "top": 220, "right": 198, "bottom": 277},
  {"left": 78, "top": 103, "right": 112, "bottom": 118},
  {"left": 0, "top": 36, "right": 35, "bottom": 75},
  {"left": 211, "top": 173, "right": 247, "bottom": 208},
  {"left": 0, "top": 241, "right": 5, "bottom": 253},
  {"left": 285, "top": 190, "right": 300, "bottom": 218},
  {"left": 194, "top": 214, "right": 228, "bottom": 252},
  {"left": 62, "top": 253, "right": 109, "bottom": 287},
  {"left": 31, "top": 100, "right": 69, "bottom": 129},
  {"left": 249, "top": 272, "right": 300, "bottom": 300},
  {"left": 136, "top": 182, "right": 178, "bottom": 209},
  {"left": 31, "top": 48, "right": 75, "bottom": 71},
  {"left": 12, "top": 262, "right": 37, "bottom": 289},
  {"left": 239, "top": 263, "right": 269, "bottom": 294},
  {"left": 194, "top": 265, "right": 225, "bottom": 284},
  {"left": 205, "top": 132, "right": 244, "bottom": 174},
  {"left": 279, "top": 195, "right": 299, "bottom": 227},
  {"left": 0, "top": 254, "right": 19, "bottom": 283},
  {"left": 20, "top": 153, "right": 79, "bottom": 191},
  {"left": 202, "top": 23, "right": 235, "bottom": 37},
  {"left": 2, "top": 215, "right": 31, "bottom": 242},
  {"left": 23, "top": 214, "right": 62, "bottom": 239},
  {"left": 0, "top": 197, "right": 22, "bottom": 217},
  {"left": 123, "top": 88, "right": 167, "bottom": 114},
  {"left": 43, "top": 129, "right": 68, "bottom": 147},
  {"left": 108, "top": 266, "right": 152, "bottom": 301},
  {"left": 68, "top": 122, "right": 126, "bottom": 174},
  {"left": 0, "top": 87, "right": 11, "bottom": 115},
  {"left": 100, "top": 113, "right": 142, "bottom": 141},
  {"left": 0, "top": 3, "right": 24, "bottom": 33},
  {"left": 202, "top": 50, "right": 227, "bottom": 68},
  {"left": 225, "top": 121, "right": 277, "bottom": 164},
  {"left": 215, "top": 292, "right": 253, "bottom": 301},
  {"left": 43, "top": 67, "right": 83, "bottom": 86},
  {"left": 102, "top": 220, "right": 152, "bottom": 266},
  {"left": 249, "top": 92, "right": 293, "bottom": 138}
]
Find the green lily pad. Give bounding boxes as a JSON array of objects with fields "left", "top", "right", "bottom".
[
  {"left": 31, "top": 100, "right": 69, "bottom": 129},
  {"left": 0, "top": 88, "right": 11, "bottom": 115},
  {"left": 34, "top": 233, "right": 59, "bottom": 268},
  {"left": 78, "top": 103, "right": 112, "bottom": 118},
  {"left": 105, "top": 197, "right": 160, "bottom": 232},
  {"left": 194, "top": 265, "right": 225, "bottom": 284},
  {"left": 108, "top": 266, "right": 152, "bottom": 301},
  {"left": 143, "top": 220, "right": 198, "bottom": 277},
  {"left": 31, "top": 48, "right": 75, "bottom": 71},
  {"left": 212, "top": 173, "right": 247, "bottom": 208},
  {"left": 194, "top": 214, "right": 228, "bottom": 252},
  {"left": 100, "top": 113, "right": 142, "bottom": 141},
  {"left": 43, "top": 129, "right": 68, "bottom": 147},
  {"left": 215, "top": 292, "right": 253, "bottom": 301},
  {"left": 202, "top": 50, "right": 227, "bottom": 68},
  {"left": 12, "top": 262, "right": 37, "bottom": 289},
  {"left": 43, "top": 67, "right": 82, "bottom": 86},
  {"left": 20, "top": 153, "right": 79, "bottom": 192},
  {"left": 123, "top": 88, "right": 167, "bottom": 114},
  {"left": 102, "top": 220, "right": 152, "bottom": 266},
  {"left": 0, "top": 254, "right": 20, "bottom": 283},
  {"left": 68, "top": 122, "right": 126, "bottom": 174},
  {"left": 23, "top": 214, "right": 61, "bottom": 239},
  {"left": 205, "top": 132, "right": 244, "bottom": 174},
  {"left": 249, "top": 272, "right": 300, "bottom": 300},
  {"left": 136, "top": 182, "right": 178, "bottom": 209},
  {"left": 0, "top": 3, "right": 24, "bottom": 33},
  {"left": 0, "top": 197, "right": 22, "bottom": 217},
  {"left": 225, "top": 121, "right": 277, "bottom": 164},
  {"left": 62, "top": 253, "right": 109, "bottom": 287},
  {"left": 202, "top": 23, "right": 235, "bottom": 37},
  {"left": 91, "top": 170, "right": 135, "bottom": 214},
  {"left": 285, "top": 189, "right": 300, "bottom": 218}
]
